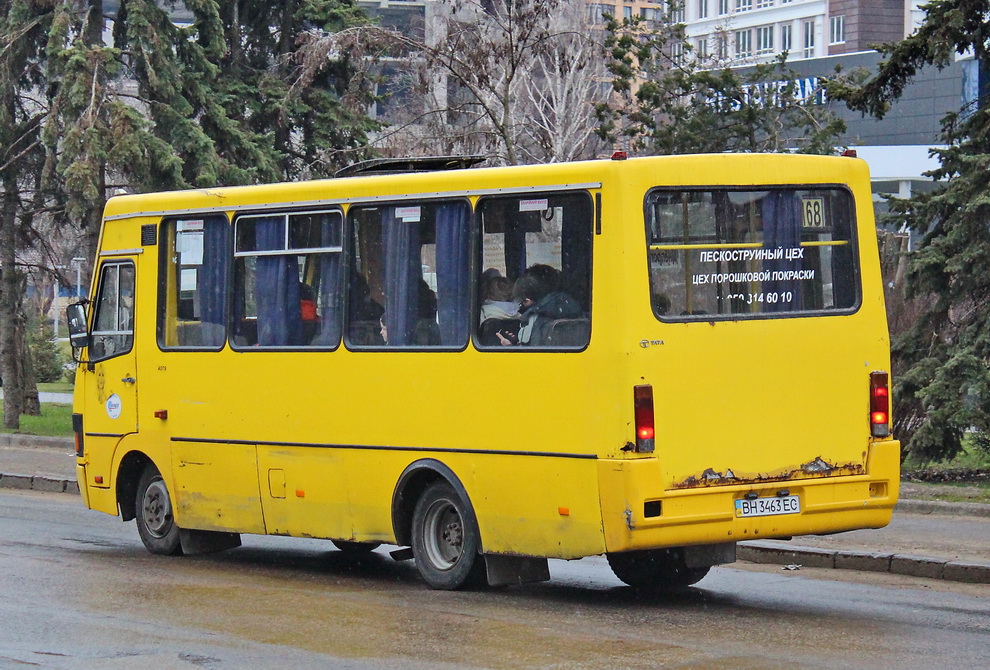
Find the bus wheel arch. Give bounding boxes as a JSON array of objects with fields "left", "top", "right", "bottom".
[
  {"left": 391, "top": 459, "right": 477, "bottom": 548},
  {"left": 116, "top": 450, "right": 153, "bottom": 522},
  {"left": 391, "top": 460, "right": 486, "bottom": 590}
]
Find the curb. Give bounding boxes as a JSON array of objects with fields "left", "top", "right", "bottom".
[
  {"left": 0, "top": 434, "right": 74, "bottom": 449},
  {"left": 0, "top": 472, "right": 79, "bottom": 495},
  {"left": 739, "top": 540, "right": 990, "bottom": 584},
  {"left": 896, "top": 498, "right": 990, "bottom": 518}
]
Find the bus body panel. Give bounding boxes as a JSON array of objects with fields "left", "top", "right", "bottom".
[{"left": 74, "top": 154, "right": 898, "bottom": 571}]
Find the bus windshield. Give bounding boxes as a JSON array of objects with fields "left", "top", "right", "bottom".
[{"left": 646, "top": 187, "right": 859, "bottom": 320}]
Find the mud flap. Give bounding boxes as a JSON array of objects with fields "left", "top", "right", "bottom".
[
  {"left": 684, "top": 542, "right": 736, "bottom": 569},
  {"left": 484, "top": 555, "right": 551, "bottom": 587},
  {"left": 179, "top": 528, "right": 242, "bottom": 555}
]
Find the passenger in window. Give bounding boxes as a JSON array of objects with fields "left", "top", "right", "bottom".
[
  {"left": 497, "top": 264, "right": 582, "bottom": 346},
  {"left": 414, "top": 279, "right": 440, "bottom": 346},
  {"left": 299, "top": 283, "right": 319, "bottom": 344},
  {"left": 348, "top": 273, "right": 385, "bottom": 345},
  {"left": 479, "top": 275, "right": 519, "bottom": 322}
]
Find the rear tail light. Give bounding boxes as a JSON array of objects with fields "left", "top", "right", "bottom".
[
  {"left": 72, "top": 413, "right": 85, "bottom": 457},
  {"left": 634, "top": 385, "right": 655, "bottom": 453},
  {"left": 870, "top": 371, "right": 890, "bottom": 438}
]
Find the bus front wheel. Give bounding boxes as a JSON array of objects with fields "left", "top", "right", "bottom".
[
  {"left": 135, "top": 466, "right": 182, "bottom": 556},
  {"left": 606, "top": 548, "right": 710, "bottom": 591},
  {"left": 411, "top": 481, "right": 485, "bottom": 590}
]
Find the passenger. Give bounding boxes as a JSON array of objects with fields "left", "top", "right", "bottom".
[
  {"left": 350, "top": 273, "right": 384, "bottom": 322},
  {"left": 497, "top": 264, "right": 582, "bottom": 346},
  {"left": 479, "top": 275, "right": 519, "bottom": 322},
  {"left": 299, "top": 283, "right": 319, "bottom": 323}
]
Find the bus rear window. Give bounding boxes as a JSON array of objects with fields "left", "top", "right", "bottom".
[{"left": 646, "top": 188, "right": 859, "bottom": 320}]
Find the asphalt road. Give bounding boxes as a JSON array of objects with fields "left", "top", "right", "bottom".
[{"left": 1, "top": 489, "right": 988, "bottom": 669}]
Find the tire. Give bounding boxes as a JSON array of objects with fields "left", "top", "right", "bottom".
[
  {"left": 135, "top": 465, "right": 182, "bottom": 556},
  {"left": 606, "top": 548, "right": 710, "bottom": 591},
  {"left": 410, "top": 481, "right": 486, "bottom": 590},
  {"left": 331, "top": 540, "right": 382, "bottom": 554}
]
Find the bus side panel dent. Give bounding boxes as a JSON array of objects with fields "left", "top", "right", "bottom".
[
  {"left": 171, "top": 442, "right": 266, "bottom": 534},
  {"left": 84, "top": 485, "right": 118, "bottom": 516}
]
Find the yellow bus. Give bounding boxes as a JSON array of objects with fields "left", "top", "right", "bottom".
[{"left": 67, "top": 153, "right": 899, "bottom": 591}]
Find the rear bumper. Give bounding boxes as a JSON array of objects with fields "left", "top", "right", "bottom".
[{"left": 599, "top": 439, "right": 900, "bottom": 553}]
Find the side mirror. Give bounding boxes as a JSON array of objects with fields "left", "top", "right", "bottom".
[{"left": 65, "top": 302, "right": 90, "bottom": 351}]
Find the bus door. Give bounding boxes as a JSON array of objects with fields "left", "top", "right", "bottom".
[{"left": 82, "top": 259, "right": 138, "bottom": 490}]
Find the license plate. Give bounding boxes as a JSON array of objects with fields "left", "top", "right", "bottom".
[{"left": 734, "top": 495, "right": 801, "bottom": 518}]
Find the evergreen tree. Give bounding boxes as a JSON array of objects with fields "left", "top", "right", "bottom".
[
  {"left": 598, "top": 14, "right": 846, "bottom": 155},
  {"left": 1, "top": 0, "right": 53, "bottom": 427},
  {"left": 827, "top": 0, "right": 990, "bottom": 463},
  {"left": 1, "top": 0, "right": 378, "bottom": 428}
]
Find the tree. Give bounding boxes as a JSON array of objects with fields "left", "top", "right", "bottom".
[
  {"left": 0, "top": 0, "right": 379, "bottom": 429},
  {"left": 826, "top": 0, "right": 990, "bottom": 463},
  {"left": 598, "top": 13, "right": 846, "bottom": 155},
  {"left": 1, "top": 0, "right": 53, "bottom": 427},
  {"left": 311, "top": 0, "right": 609, "bottom": 164}
]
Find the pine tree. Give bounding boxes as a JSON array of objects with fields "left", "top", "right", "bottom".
[
  {"left": 827, "top": 0, "right": 990, "bottom": 463},
  {"left": 1, "top": 0, "right": 379, "bottom": 428}
]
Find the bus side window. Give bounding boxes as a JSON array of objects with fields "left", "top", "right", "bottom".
[
  {"left": 230, "top": 210, "right": 343, "bottom": 349},
  {"left": 476, "top": 192, "right": 593, "bottom": 349},
  {"left": 158, "top": 216, "right": 229, "bottom": 349},
  {"left": 90, "top": 262, "right": 135, "bottom": 362},
  {"left": 347, "top": 200, "right": 470, "bottom": 349}
]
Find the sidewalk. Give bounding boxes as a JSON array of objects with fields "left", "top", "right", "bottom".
[{"left": 2, "top": 434, "right": 988, "bottom": 584}]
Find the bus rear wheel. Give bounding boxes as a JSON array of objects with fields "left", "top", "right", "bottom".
[
  {"left": 411, "top": 481, "right": 485, "bottom": 590},
  {"left": 135, "top": 465, "right": 182, "bottom": 556},
  {"left": 606, "top": 548, "right": 710, "bottom": 591}
]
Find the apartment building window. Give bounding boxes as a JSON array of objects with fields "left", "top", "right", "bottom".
[
  {"left": 719, "top": 0, "right": 730, "bottom": 15},
  {"left": 781, "top": 23, "right": 792, "bottom": 52},
  {"left": 756, "top": 0, "right": 774, "bottom": 7},
  {"left": 736, "top": 0, "right": 753, "bottom": 11},
  {"left": 735, "top": 29, "right": 753, "bottom": 57},
  {"left": 669, "top": 0, "right": 685, "bottom": 22},
  {"left": 587, "top": 3, "right": 613, "bottom": 24},
  {"left": 624, "top": 5, "right": 633, "bottom": 20},
  {"left": 671, "top": 41, "right": 685, "bottom": 64},
  {"left": 716, "top": 31, "right": 729, "bottom": 59},
  {"left": 756, "top": 25, "right": 774, "bottom": 54},
  {"left": 830, "top": 15, "right": 846, "bottom": 44},
  {"left": 696, "top": 37, "right": 709, "bottom": 59},
  {"left": 699, "top": 0, "right": 709, "bottom": 19},
  {"left": 803, "top": 20, "right": 815, "bottom": 58}
]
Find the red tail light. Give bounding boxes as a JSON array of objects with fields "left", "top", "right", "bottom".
[
  {"left": 870, "top": 371, "right": 890, "bottom": 438},
  {"left": 634, "top": 385, "right": 655, "bottom": 453}
]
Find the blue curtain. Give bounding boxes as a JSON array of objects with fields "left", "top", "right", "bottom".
[
  {"left": 199, "top": 217, "right": 228, "bottom": 346},
  {"left": 382, "top": 207, "right": 420, "bottom": 346},
  {"left": 255, "top": 217, "right": 301, "bottom": 346},
  {"left": 435, "top": 203, "right": 469, "bottom": 346},
  {"left": 762, "top": 191, "right": 801, "bottom": 312},
  {"left": 316, "top": 215, "right": 342, "bottom": 346}
]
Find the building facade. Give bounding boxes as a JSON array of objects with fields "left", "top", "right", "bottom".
[{"left": 587, "top": 0, "right": 927, "bottom": 65}]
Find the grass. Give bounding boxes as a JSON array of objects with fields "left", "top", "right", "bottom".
[
  {"left": 0, "top": 400, "right": 74, "bottom": 438},
  {"left": 37, "top": 381, "right": 74, "bottom": 394}
]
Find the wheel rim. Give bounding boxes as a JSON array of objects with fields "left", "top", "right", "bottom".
[
  {"left": 141, "top": 478, "right": 173, "bottom": 539},
  {"left": 422, "top": 497, "right": 464, "bottom": 571}
]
